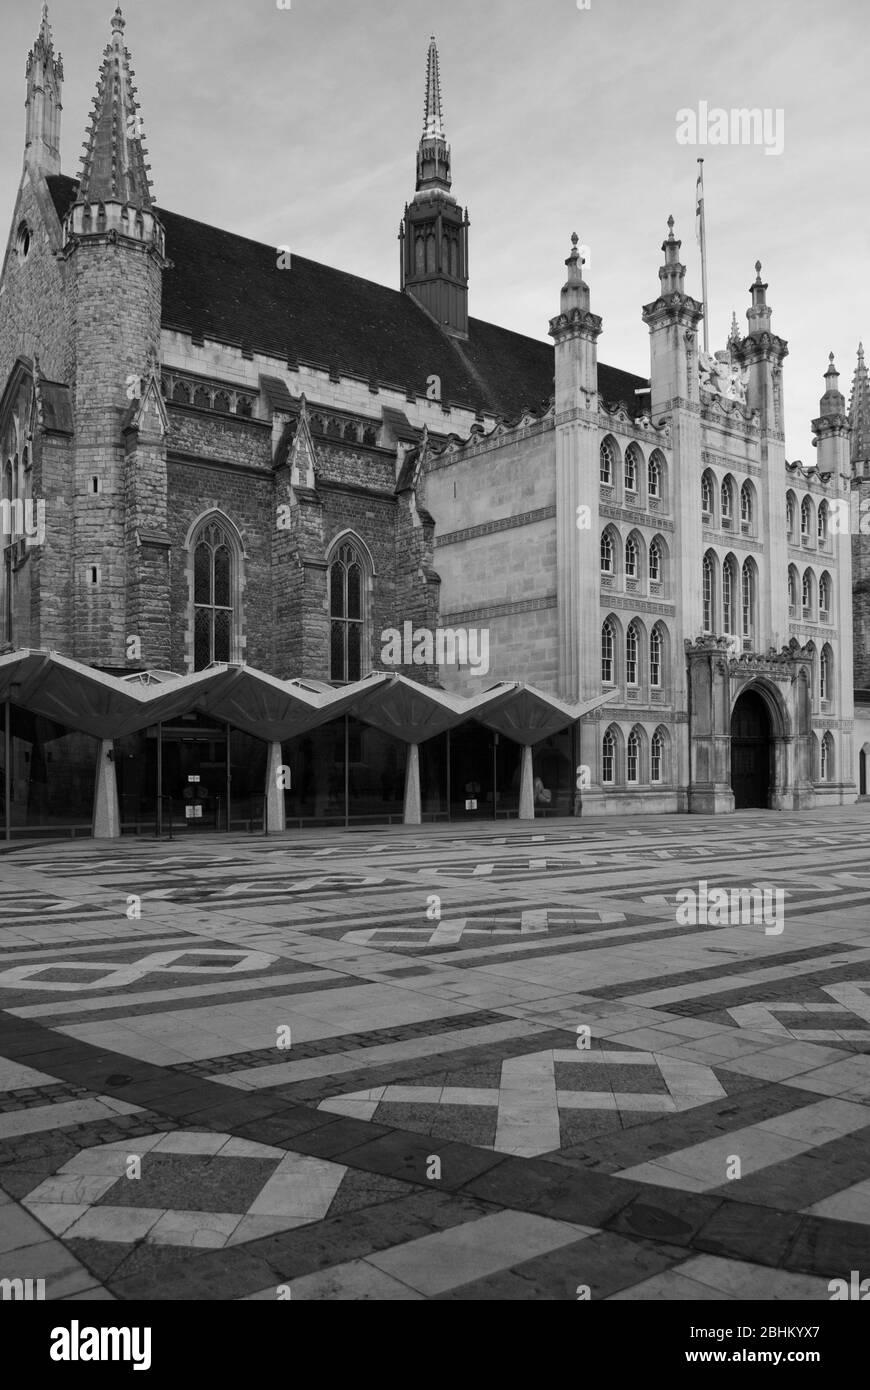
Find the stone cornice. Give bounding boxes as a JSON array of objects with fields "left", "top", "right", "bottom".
[
  {"left": 548, "top": 308, "right": 603, "bottom": 341},
  {"left": 600, "top": 595, "right": 675, "bottom": 616},
  {"left": 641, "top": 292, "right": 704, "bottom": 327},
  {"left": 600, "top": 502, "right": 675, "bottom": 531}
]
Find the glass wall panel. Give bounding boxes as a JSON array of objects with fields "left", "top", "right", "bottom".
[
  {"left": 532, "top": 727, "right": 576, "bottom": 817},
  {"left": 420, "top": 732, "right": 448, "bottom": 820},
  {"left": 346, "top": 718, "right": 406, "bottom": 824},
  {"left": 449, "top": 722, "right": 494, "bottom": 820},
  {"left": 495, "top": 733, "right": 523, "bottom": 818},
  {"left": 0, "top": 703, "right": 6, "bottom": 838},
  {"left": 115, "top": 727, "right": 158, "bottom": 834},
  {"left": 282, "top": 719, "right": 346, "bottom": 826},
  {"left": 8, "top": 706, "right": 98, "bottom": 836},
  {"left": 229, "top": 729, "right": 268, "bottom": 832}
]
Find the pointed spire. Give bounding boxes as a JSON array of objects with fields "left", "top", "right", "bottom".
[
  {"left": 25, "top": 1, "right": 63, "bottom": 174},
  {"left": 849, "top": 341, "right": 870, "bottom": 466},
  {"left": 560, "top": 231, "right": 590, "bottom": 314},
  {"left": 78, "top": 6, "right": 153, "bottom": 209},
  {"left": 423, "top": 37, "right": 444, "bottom": 140},
  {"left": 728, "top": 310, "right": 741, "bottom": 348},
  {"left": 657, "top": 215, "right": 686, "bottom": 296},
  {"left": 746, "top": 260, "right": 772, "bottom": 336},
  {"left": 415, "top": 36, "right": 452, "bottom": 198}
]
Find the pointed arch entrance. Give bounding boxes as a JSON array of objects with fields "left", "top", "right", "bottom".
[{"left": 730, "top": 688, "right": 772, "bottom": 809}]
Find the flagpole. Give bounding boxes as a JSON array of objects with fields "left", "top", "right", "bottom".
[{"left": 697, "top": 157, "right": 710, "bottom": 355}]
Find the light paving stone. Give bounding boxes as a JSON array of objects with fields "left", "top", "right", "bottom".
[
  {"left": 63, "top": 1206, "right": 166, "bottom": 1243},
  {"left": 678, "top": 1255, "right": 831, "bottom": 1301},
  {"left": 802, "top": 1177, "right": 870, "bottom": 1224},
  {"left": 146, "top": 1209, "right": 242, "bottom": 1248},
  {"left": 0, "top": 1097, "right": 142, "bottom": 1139},
  {"left": 367, "top": 1211, "right": 594, "bottom": 1295}
]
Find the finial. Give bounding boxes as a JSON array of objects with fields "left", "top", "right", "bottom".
[
  {"left": 754, "top": 260, "right": 762, "bottom": 281},
  {"left": 566, "top": 232, "right": 580, "bottom": 269},
  {"left": 667, "top": 214, "right": 675, "bottom": 235},
  {"left": 112, "top": 6, "right": 125, "bottom": 34},
  {"left": 859, "top": 341, "right": 865, "bottom": 362}
]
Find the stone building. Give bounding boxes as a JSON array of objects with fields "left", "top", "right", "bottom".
[{"left": 0, "top": 6, "right": 856, "bottom": 838}]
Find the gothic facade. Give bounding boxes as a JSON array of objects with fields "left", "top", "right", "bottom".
[{"left": 0, "top": 6, "right": 857, "bottom": 838}]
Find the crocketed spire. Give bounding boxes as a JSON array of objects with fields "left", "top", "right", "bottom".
[{"left": 78, "top": 6, "right": 153, "bottom": 208}]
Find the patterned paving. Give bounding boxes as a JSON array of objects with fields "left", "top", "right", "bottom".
[{"left": 0, "top": 807, "right": 869, "bottom": 1301}]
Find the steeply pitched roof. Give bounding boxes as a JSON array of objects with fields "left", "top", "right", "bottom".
[{"left": 45, "top": 173, "right": 648, "bottom": 420}]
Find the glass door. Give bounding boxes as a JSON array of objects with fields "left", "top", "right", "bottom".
[{"left": 160, "top": 715, "right": 229, "bottom": 832}]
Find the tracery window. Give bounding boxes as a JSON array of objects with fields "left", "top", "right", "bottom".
[
  {"left": 193, "top": 521, "right": 235, "bottom": 670},
  {"left": 329, "top": 540, "right": 367, "bottom": 682}
]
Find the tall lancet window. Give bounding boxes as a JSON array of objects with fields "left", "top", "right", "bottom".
[
  {"left": 329, "top": 540, "right": 368, "bottom": 683},
  {"left": 193, "top": 521, "right": 236, "bottom": 670}
]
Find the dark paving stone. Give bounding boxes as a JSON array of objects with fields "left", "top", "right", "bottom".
[
  {"left": 227, "top": 1109, "right": 337, "bottom": 1147},
  {"left": 460, "top": 1154, "right": 640, "bottom": 1227},
  {"left": 330, "top": 1129, "right": 502, "bottom": 1190},
  {"left": 325, "top": 1169, "right": 415, "bottom": 1218},
  {"left": 109, "top": 1245, "right": 283, "bottom": 1302},
  {"left": 559, "top": 1109, "right": 624, "bottom": 1148},
  {"left": 243, "top": 1189, "right": 493, "bottom": 1280},
  {"left": 784, "top": 1214, "right": 870, "bottom": 1279},
  {"left": 555, "top": 1062, "right": 667, "bottom": 1094},
  {"left": 97, "top": 1153, "right": 279, "bottom": 1213},
  {"left": 66, "top": 1237, "right": 144, "bottom": 1284},
  {"left": 435, "top": 1229, "right": 682, "bottom": 1301},
  {"left": 692, "top": 1200, "right": 804, "bottom": 1266},
  {"left": 608, "top": 1191, "right": 724, "bottom": 1247},
  {"left": 557, "top": 1081, "right": 806, "bottom": 1171},
  {"left": 291, "top": 1116, "right": 393, "bottom": 1159}
]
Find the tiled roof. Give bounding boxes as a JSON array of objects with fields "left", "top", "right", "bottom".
[{"left": 46, "top": 174, "right": 649, "bottom": 420}]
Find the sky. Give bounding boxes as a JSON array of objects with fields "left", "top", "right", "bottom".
[{"left": 2, "top": 0, "right": 868, "bottom": 452}]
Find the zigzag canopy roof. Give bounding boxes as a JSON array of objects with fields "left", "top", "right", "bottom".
[{"left": 0, "top": 652, "right": 616, "bottom": 745}]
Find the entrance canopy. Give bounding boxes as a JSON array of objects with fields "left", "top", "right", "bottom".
[{"left": 0, "top": 651, "right": 616, "bottom": 745}]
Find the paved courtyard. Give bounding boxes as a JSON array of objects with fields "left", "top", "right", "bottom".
[{"left": 0, "top": 807, "right": 869, "bottom": 1301}]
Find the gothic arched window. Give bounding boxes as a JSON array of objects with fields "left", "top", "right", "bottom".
[
  {"left": 601, "top": 618, "right": 616, "bottom": 684},
  {"left": 625, "top": 535, "right": 639, "bottom": 579},
  {"left": 600, "top": 530, "right": 614, "bottom": 575},
  {"left": 702, "top": 553, "right": 714, "bottom": 632},
  {"left": 701, "top": 471, "right": 714, "bottom": 518},
  {"left": 650, "top": 624, "right": 663, "bottom": 688},
  {"left": 600, "top": 438, "right": 615, "bottom": 486},
  {"left": 651, "top": 728, "right": 665, "bottom": 783},
  {"left": 742, "top": 559, "right": 756, "bottom": 639},
  {"left": 624, "top": 444, "right": 639, "bottom": 495},
  {"left": 193, "top": 521, "right": 237, "bottom": 670},
  {"left": 329, "top": 539, "right": 367, "bottom": 682},
  {"left": 649, "top": 537, "right": 662, "bottom": 583},
  {"left": 602, "top": 727, "right": 616, "bottom": 784},
  {"left": 627, "top": 728, "right": 640, "bottom": 783},
  {"left": 722, "top": 555, "right": 737, "bottom": 634},
  {"left": 626, "top": 621, "right": 640, "bottom": 686}
]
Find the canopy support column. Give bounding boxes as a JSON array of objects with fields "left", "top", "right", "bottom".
[
  {"left": 266, "top": 741, "right": 287, "bottom": 835},
  {"left": 518, "top": 744, "right": 535, "bottom": 821},
  {"left": 403, "top": 743, "right": 422, "bottom": 825},
  {"left": 93, "top": 740, "right": 121, "bottom": 839}
]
